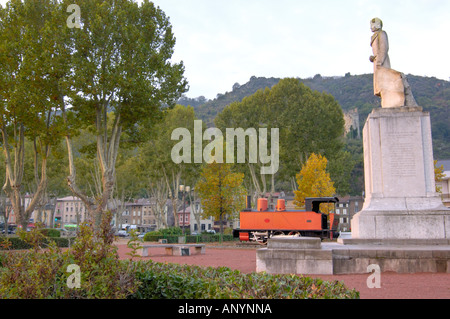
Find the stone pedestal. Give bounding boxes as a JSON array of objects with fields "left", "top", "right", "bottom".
[
  {"left": 256, "top": 237, "right": 450, "bottom": 274},
  {"left": 256, "top": 237, "right": 333, "bottom": 275},
  {"left": 255, "top": 107, "right": 450, "bottom": 276},
  {"left": 352, "top": 107, "right": 450, "bottom": 240}
]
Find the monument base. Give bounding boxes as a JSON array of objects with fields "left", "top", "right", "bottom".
[
  {"left": 351, "top": 207, "right": 450, "bottom": 240},
  {"left": 353, "top": 106, "right": 450, "bottom": 240},
  {"left": 256, "top": 237, "right": 450, "bottom": 275},
  {"left": 256, "top": 106, "right": 450, "bottom": 275},
  {"left": 256, "top": 237, "right": 334, "bottom": 275},
  {"left": 338, "top": 238, "right": 450, "bottom": 246}
]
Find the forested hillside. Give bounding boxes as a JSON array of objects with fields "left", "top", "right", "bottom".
[{"left": 179, "top": 73, "right": 450, "bottom": 160}]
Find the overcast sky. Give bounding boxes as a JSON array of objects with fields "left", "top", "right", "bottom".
[
  {"left": 2, "top": 0, "right": 449, "bottom": 99},
  {"left": 151, "top": 0, "right": 450, "bottom": 99}
]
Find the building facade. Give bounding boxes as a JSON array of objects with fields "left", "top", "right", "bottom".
[
  {"left": 55, "top": 196, "right": 88, "bottom": 227},
  {"left": 123, "top": 199, "right": 158, "bottom": 233},
  {"left": 335, "top": 196, "right": 364, "bottom": 232},
  {"left": 188, "top": 203, "right": 214, "bottom": 234},
  {"left": 2, "top": 195, "right": 56, "bottom": 228}
]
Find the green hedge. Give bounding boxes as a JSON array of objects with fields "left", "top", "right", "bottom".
[
  {"left": 40, "top": 228, "right": 61, "bottom": 238},
  {"left": 142, "top": 234, "right": 180, "bottom": 243},
  {"left": 0, "top": 230, "right": 360, "bottom": 299},
  {"left": 0, "top": 237, "right": 70, "bottom": 250},
  {"left": 0, "top": 253, "right": 359, "bottom": 299},
  {"left": 143, "top": 233, "right": 234, "bottom": 243},
  {"left": 47, "top": 237, "right": 70, "bottom": 248},
  {"left": 186, "top": 234, "right": 234, "bottom": 243},
  {"left": 130, "top": 261, "right": 360, "bottom": 299}
]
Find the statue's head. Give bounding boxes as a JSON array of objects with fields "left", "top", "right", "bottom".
[{"left": 370, "top": 18, "right": 383, "bottom": 32}]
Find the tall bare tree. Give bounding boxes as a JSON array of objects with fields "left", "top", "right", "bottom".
[
  {"left": 60, "top": 0, "right": 188, "bottom": 225},
  {"left": 147, "top": 178, "right": 169, "bottom": 229},
  {"left": 0, "top": 0, "right": 68, "bottom": 230}
]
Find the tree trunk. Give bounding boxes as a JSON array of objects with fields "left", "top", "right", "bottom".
[
  {"left": 0, "top": 196, "right": 9, "bottom": 235},
  {"left": 50, "top": 197, "right": 57, "bottom": 228},
  {"left": 162, "top": 166, "right": 181, "bottom": 228},
  {"left": 188, "top": 192, "right": 202, "bottom": 234},
  {"left": 219, "top": 212, "right": 224, "bottom": 236},
  {"left": 62, "top": 96, "right": 122, "bottom": 229},
  {"left": 1, "top": 122, "right": 49, "bottom": 231},
  {"left": 148, "top": 178, "right": 169, "bottom": 230}
]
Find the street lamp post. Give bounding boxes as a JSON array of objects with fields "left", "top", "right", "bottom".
[{"left": 179, "top": 185, "right": 190, "bottom": 235}]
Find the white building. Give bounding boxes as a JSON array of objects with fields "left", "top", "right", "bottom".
[{"left": 177, "top": 204, "right": 214, "bottom": 234}]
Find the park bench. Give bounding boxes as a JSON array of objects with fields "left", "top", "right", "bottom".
[{"left": 139, "top": 243, "right": 206, "bottom": 257}]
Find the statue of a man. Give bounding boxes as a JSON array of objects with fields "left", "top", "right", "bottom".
[
  {"left": 369, "top": 18, "right": 417, "bottom": 108},
  {"left": 370, "top": 18, "right": 390, "bottom": 95}
]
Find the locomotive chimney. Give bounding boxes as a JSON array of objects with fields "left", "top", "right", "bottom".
[{"left": 244, "top": 195, "right": 252, "bottom": 211}]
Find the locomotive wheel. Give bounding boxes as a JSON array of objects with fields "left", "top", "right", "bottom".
[
  {"left": 271, "top": 231, "right": 284, "bottom": 238},
  {"left": 288, "top": 231, "right": 301, "bottom": 237},
  {"left": 250, "top": 231, "right": 268, "bottom": 245}
]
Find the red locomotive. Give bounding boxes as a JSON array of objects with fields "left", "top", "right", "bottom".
[{"left": 233, "top": 196, "right": 339, "bottom": 243}]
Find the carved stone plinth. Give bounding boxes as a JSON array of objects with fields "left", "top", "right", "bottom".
[{"left": 351, "top": 107, "right": 450, "bottom": 240}]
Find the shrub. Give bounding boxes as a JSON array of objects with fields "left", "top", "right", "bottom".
[
  {"left": 143, "top": 233, "right": 235, "bottom": 244},
  {"left": 41, "top": 228, "right": 61, "bottom": 238},
  {"left": 185, "top": 234, "right": 234, "bottom": 243},
  {"left": 143, "top": 228, "right": 239, "bottom": 243},
  {"left": 0, "top": 241, "right": 66, "bottom": 298},
  {"left": 142, "top": 234, "right": 179, "bottom": 243},
  {"left": 160, "top": 227, "right": 182, "bottom": 236},
  {"left": 0, "top": 221, "right": 360, "bottom": 299},
  {"left": 49, "top": 237, "right": 70, "bottom": 248},
  {"left": 130, "top": 261, "right": 360, "bottom": 299},
  {"left": 143, "top": 231, "right": 161, "bottom": 242},
  {"left": 0, "top": 237, "right": 33, "bottom": 250},
  {"left": 56, "top": 212, "right": 139, "bottom": 299},
  {"left": 0, "top": 236, "right": 69, "bottom": 250},
  {"left": 0, "top": 212, "right": 139, "bottom": 299}
]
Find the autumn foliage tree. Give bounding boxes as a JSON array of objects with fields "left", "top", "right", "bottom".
[
  {"left": 434, "top": 160, "right": 445, "bottom": 193},
  {"left": 294, "top": 153, "right": 336, "bottom": 211},
  {"left": 195, "top": 162, "right": 246, "bottom": 235}
]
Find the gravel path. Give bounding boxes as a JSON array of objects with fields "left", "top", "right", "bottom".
[{"left": 115, "top": 241, "right": 450, "bottom": 299}]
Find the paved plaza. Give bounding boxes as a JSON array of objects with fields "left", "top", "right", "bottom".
[{"left": 116, "top": 240, "right": 450, "bottom": 299}]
